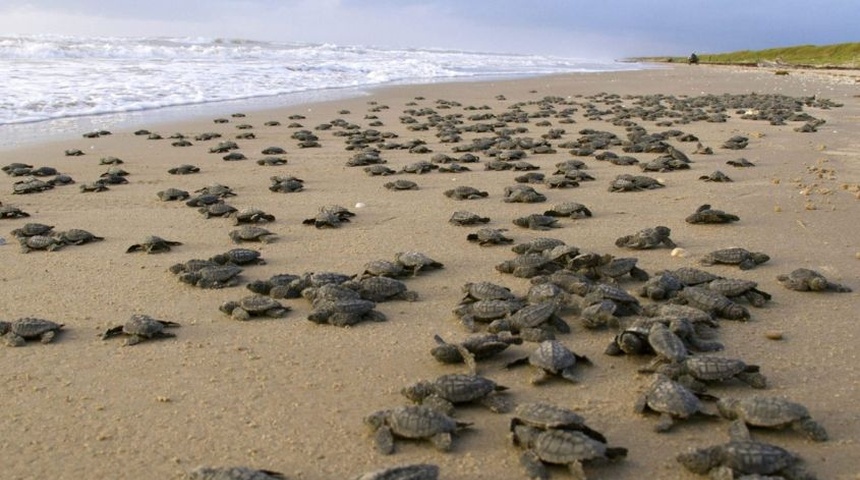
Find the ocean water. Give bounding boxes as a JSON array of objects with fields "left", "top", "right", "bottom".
[{"left": 0, "top": 35, "right": 642, "bottom": 147}]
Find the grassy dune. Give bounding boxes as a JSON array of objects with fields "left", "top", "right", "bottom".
[{"left": 633, "top": 42, "right": 860, "bottom": 68}]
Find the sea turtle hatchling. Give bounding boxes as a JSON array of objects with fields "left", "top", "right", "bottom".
[
  {"left": 229, "top": 226, "right": 277, "bottom": 244},
  {"left": 364, "top": 405, "right": 472, "bottom": 455},
  {"left": 0, "top": 205, "right": 30, "bottom": 219},
  {"left": 354, "top": 463, "right": 439, "bottom": 480},
  {"left": 776, "top": 268, "right": 851, "bottom": 292},
  {"left": 510, "top": 402, "right": 608, "bottom": 443},
  {"left": 448, "top": 210, "right": 490, "bottom": 226},
  {"left": 394, "top": 251, "right": 443, "bottom": 276},
  {"left": 716, "top": 396, "right": 828, "bottom": 442},
  {"left": 701, "top": 248, "right": 770, "bottom": 270},
  {"left": 707, "top": 278, "right": 772, "bottom": 307},
  {"left": 18, "top": 235, "right": 64, "bottom": 253},
  {"left": 443, "top": 186, "right": 489, "bottom": 200},
  {"left": 503, "top": 185, "right": 547, "bottom": 203},
  {"left": 402, "top": 373, "right": 512, "bottom": 414},
  {"left": 608, "top": 174, "right": 664, "bottom": 192},
  {"left": 178, "top": 264, "right": 243, "bottom": 289},
  {"left": 676, "top": 286, "right": 750, "bottom": 320},
  {"left": 53, "top": 228, "right": 104, "bottom": 245},
  {"left": 507, "top": 340, "right": 591, "bottom": 385},
  {"left": 615, "top": 226, "right": 676, "bottom": 250},
  {"left": 453, "top": 298, "right": 526, "bottom": 332},
  {"left": 699, "top": 170, "right": 733, "bottom": 182},
  {"left": 384, "top": 179, "right": 419, "bottom": 191},
  {"left": 167, "top": 164, "right": 200, "bottom": 175},
  {"left": 677, "top": 427, "right": 816, "bottom": 479},
  {"left": 307, "top": 298, "right": 386, "bottom": 326},
  {"left": 126, "top": 235, "right": 183, "bottom": 253},
  {"left": 657, "top": 355, "right": 768, "bottom": 391},
  {"left": 634, "top": 374, "right": 718, "bottom": 432},
  {"left": 343, "top": 276, "right": 418, "bottom": 302},
  {"left": 199, "top": 202, "right": 238, "bottom": 218},
  {"left": 686, "top": 204, "right": 740, "bottom": 224},
  {"left": 11, "top": 222, "right": 54, "bottom": 237},
  {"left": 156, "top": 188, "right": 190, "bottom": 201},
  {"left": 430, "top": 333, "right": 522, "bottom": 371},
  {"left": 511, "top": 424, "right": 627, "bottom": 480},
  {"left": 461, "top": 281, "right": 519, "bottom": 303},
  {"left": 188, "top": 466, "right": 286, "bottom": 480},
  {"left": 209, "top": 248, "right": 265, "bottom": 266},
  {"left": 512, "top": 214, "right": 560, "bottom": 231},
  {"left": 230, "top": 208, "right": 275, "bottom": 225},
  {"left": 219, "top": 295, "right": 290, "bottom": 321},
  {"left": 543, "top": 202, "right": 592, "bottom": 219},
  {"left": 466, "top": 228, "right": 513, "bottom": 246},
  {"left": 101, "top": 314, "right": 180, "bottom": 346},
  {"left": 1, "top": 318, "right": 64, "bottom": 346}
]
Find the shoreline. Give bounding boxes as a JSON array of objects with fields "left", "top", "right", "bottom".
[
  {"left": 0, "top": 66, "right": 649, "bottom": 151},
  {"left": 1, "top": 64, "right": 858, "bottom": 480}
]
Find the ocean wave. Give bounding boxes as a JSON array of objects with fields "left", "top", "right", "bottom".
[{"left": 0, "top": 35, "right": 642, "bottom": 125}]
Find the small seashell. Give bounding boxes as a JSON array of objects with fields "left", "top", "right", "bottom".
[
  {"left": 670, "top": 247, "right": 688, "bottom": 258},
  {"left": 354, "top": 202, "right": 366, "bottom": 209},
  {"left": 764, "top": 330, "right": 784, "bottom": 340}
]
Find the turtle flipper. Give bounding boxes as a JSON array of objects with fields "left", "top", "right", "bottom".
[
  {"left": 728, "top": 419, "right": 751, "bottom": 441},
  {"left": 373, "top": 426, "right": 395, "bottom": 455},
  {"left": 654, "top": 412, "right": 675, "bottom": 432},
  {"left": 430, "top": 432, "right": 452, "bottom": 452},
  {"left": 796, "top": 418, "right": 828, "bottom": 442},
  {"left": 101, "top": 325, "right": 125, "bottom": 340},
  {"left": 520, "top": 450, "right": 549, "bottom": 480}
]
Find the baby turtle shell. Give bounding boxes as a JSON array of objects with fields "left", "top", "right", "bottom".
[
  {"left": 102, "top": 314, "right": 180, "bottom": 346},
  {"left": 1, "top": 318, "right": 64, "bottom": 346},
  {"left": 365, "top": 405, "right": 472, "bottom": 455},
  {"left": 188, "top": 466, "right": 285, "bottom": 480},
  {"left": 12, "top": 222, "right": 54, "bottom": 237},
  {"left": 19, "top": 235, "right": 63, "bottom": 253},
  {"left": 229, "top": 226, "right": 277, "bottom": 244},
  {"left": 448, "top": 210, "right": 490, "bottom": 226},
  {"left": 634, "top": 374, "right": 717, "bottom": 432},
  {"left": 776, "top": 268, "right": 851, "bottom": 292},
  {"left": 178, "top": 265, "right": 243, "bottom": 289},
  {"left": 126, "top": 235, "right": 183, "bottom": 253},
  {"left": 658, "top": 355, "right": 767, "bottom": 390},
  {"left": 54, "top": 229, "right": 104, "bottom": 245},
  {"left": 615, "top": 226, "right": 675, "bottom": 249},
  {"left": 677, "top": 438, "right": 812, "bottom": 479},
  {"left": 512, "top": 425, "right": 627, "bottom": 480},
  {"left": 394, "top": 251, "right": 443, "bottom": 276},
  {"left": 716, "top": 396, "right": 827, "bottom": 442},
  {"left": 507, "top": 340, "right": 590, "bottom": 385},
  {"left": 384, "top": 179, "right": 418, "bottom": 191},
  {"left": 466, "top": 228, "right": 513, "bottom": 246},
  {"left": 167, "top": 164, "right": 200, "bottom": 175},
  {"left": 443, "top": 186, "right": 488, "bottom": 200},
  {"left": 402, "top": 373, "right": 511, "bottom": 414},
  {"left": 701, "top": 248, "right": 770, "bottom": 270},
  {"left": 157, "top": 188, "right": 191, "bottom": 201},
  {"left": 512, "top": 214, "right": 560, "bottom": 231},
  {"left": 355, "top": 463, "right": 439, "bottom": 480},
  {"left": 686, "top": 204, "right": 740, "bottom": 224},
  {"left": 543, "top": 202, "right": 592, "bottom": 219},
  {"left": 511, "top": 402, "right": 608, "bottom": 443},
  {"left": 220, "top": 295, "right": 290, "bottom": 321}
]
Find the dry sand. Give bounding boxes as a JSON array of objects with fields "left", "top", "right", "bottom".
[{"left": 0, "top": 65, "right": 858, "bottom": 479}]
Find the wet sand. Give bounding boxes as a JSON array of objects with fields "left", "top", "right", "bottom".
[{"left": 0, "top": 65, "right": 858, "bottom": 479}]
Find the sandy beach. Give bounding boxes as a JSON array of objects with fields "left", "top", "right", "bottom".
[{"left": 1, "top": 65, "right": 858, "bottom": 480}]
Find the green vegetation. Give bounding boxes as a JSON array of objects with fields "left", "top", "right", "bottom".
[{"left": 632, "top": 42, "right": 860, "bottom": 69}]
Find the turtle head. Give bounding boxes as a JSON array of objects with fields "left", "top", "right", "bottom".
[
  {"left": 363, "top": 410, "right": 388, "bottom": 430},
  {"left": 401, "top": 380, "right": 433, "bottom": 402},
  {"left": 509, "top": 424, "right": 540, "bottom": 448},
  {"left": 715, "top": 398, "right": 739, "bottom": 419},
  {"left": 751, "top": 252, "right": 770, "bottom": 265},
  {"left": 0, "top": 321, "right": 10, "bottom": 335},
  {"left": 676, "top": 446, "right": 720, "bottom": 474},
  {"left": 218, "top": 300, "right": 240, "bottom": 315}
]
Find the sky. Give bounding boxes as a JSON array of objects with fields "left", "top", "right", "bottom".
[{"left": 0, "top": 0, "right": 857, "bottom": 59}]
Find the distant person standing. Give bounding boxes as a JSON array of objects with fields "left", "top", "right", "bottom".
[{"left": 688, "top": 53, "right": 700, "bottom": 65}]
